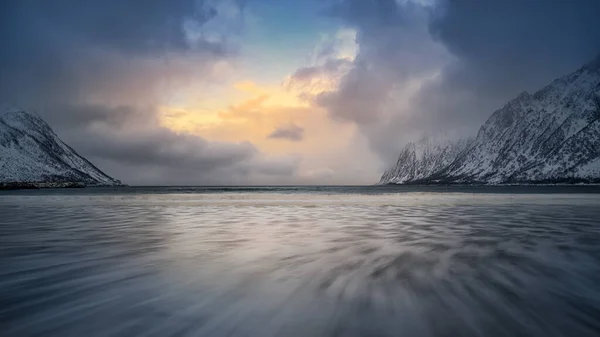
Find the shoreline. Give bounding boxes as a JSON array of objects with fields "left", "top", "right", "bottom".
[{"left": 0, "top": 182, "right": 127, "bottom": 190}]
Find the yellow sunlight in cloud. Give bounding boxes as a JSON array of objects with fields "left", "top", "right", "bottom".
[
  {"left": 233, "top": 80, "right": 264, "bottom": 96},
  {"left": 155, "top": 45, "right": 379, "bottom": 184},
  {"left": 159, "top": 106, "right": 221, "bottom": 133},
  {"left": 160, "top": 80, "right": 309, "bottom": 138},
  {"left": 158, "top": 79, "right": 354, "bottom": 158},
  {"left": 233, "top": 80, "right": 308, "bottom": 108}
]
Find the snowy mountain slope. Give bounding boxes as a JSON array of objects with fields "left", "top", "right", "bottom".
[
  {"left": 0, "top": 105, "right": 122, "bottom": 186},
  {"left": 378, "top": 136, "right": 472, "bottom": 184},
  {"left": 380, "top": 55, "right": 600, "bottom": 184}
]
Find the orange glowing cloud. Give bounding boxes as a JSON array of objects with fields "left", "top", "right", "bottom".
[
  {"left": 156, "top": 77, "right": 373, "bottom": 182},
  {"left": 155, "top": 27, "right": 379, "bottom": 184}
]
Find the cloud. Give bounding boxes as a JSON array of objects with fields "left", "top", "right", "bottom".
[
  {"left": 290, "top": 59, "right": 351, "bottom": 83},
  {"left": 53, "top": 104, "right": 299, "bottom": 185},
  {"left": 0, "top": 0, "right": 303, "bottom": 185},
  {"left": 183, "top": 0, "right": 248, "bottom": 49},
  {"left": 321, "top": 0, "right": 447, "bottom": 125},
  {"left": 302, "top": 168, "right": 335, "bottom": 180},
  {"left": 303, "top": 0, "right": 448, "bottom": 163},
  {"left": 282, "top": 27, "right": 358, "bottom": 110},
  {"left": 411, "top": 0, "right": 600, "bottom": 133},
  {"left": 285, "top": 58, "right": 353, "bottom": 95},
  {"left": 313, "top": 0, "right": 600, "bottom": 166},
  {"left": 6, "top": 0, "right": 598, "bottom": 184},
  {"left": 429, "top": 0, "right": 600, "bottom": 96},
  {"left": 268, "top": 122, "right": 305, "bottom": 141},
  {"left": 0, "top": 0, "right": 243, "bottom": 106},
  {"left": 310, "top": 28, "right": 358, "bottom": 64}
]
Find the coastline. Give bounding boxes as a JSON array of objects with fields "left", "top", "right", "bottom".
[
  {"left": 0, "top": 182, "right": 127, "bottom": 190},
  {"left": 379, "top": 178, "right": 600, "bottom": 186}
]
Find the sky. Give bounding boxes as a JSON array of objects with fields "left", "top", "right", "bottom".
[{"left": 1, "top": 0, "right": 600, "bottom": 185}]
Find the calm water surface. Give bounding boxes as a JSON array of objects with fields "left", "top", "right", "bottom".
[{"left": 2, "top": 186, "right": 600, "bottom": 336}]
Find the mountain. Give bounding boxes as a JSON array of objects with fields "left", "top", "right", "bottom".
[
  {"left": 380, "top": 55, "right": 600, "bottom": 185},
  {"left": 0, "top": 105, "right": 122, "bottom": 188},
  {"left": 378, "top": 136, "right": 472, "bottom": 184}
]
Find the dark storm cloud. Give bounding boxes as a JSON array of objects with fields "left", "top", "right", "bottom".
[
  {"left": 318, "top": 0, "right": 445, "bottom": 125},
  {"left": 0, "top": 0, "right": 226, "bottom": 54},
  {"left": 268, "top": 122, "right": 304, "bottom": 141},
  {"left": 319, "top": 0, "right": 600, "bottom": 166},
  {"left": 420, "top": 0, "right": 600, "bottom": 130},
  {"left": 84, "top": 128, "right": 256, "bottom": 170},
  {"left": 42, "top": 104, "right": 145, "bottom": 129},
  {"left": 430, "top": 0, "right": 600, "bottom": 97},
  {"left": 0, "top": 0, "right": 300, "bottom": 184},
  {"left": 404, "top": 0, "right": 600, "bottom": 140},
  {"left": 0, "top": 0, "right": 228, "bottom": 105}
]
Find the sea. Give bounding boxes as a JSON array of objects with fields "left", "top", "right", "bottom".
[{"left": 2, "top": 185, "right": 600, "bottom": 337}]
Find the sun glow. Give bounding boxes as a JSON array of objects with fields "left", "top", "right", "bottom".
[
  {"left": 159, "top": 79, "right": 312, "bottom": 136},
  {"left": 153, "top": 25, "right": 379, "bottom": 184}
]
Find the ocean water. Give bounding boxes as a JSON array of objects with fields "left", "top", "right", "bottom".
[{"left": 2, "top": 186, "right": 600, "bottom": 337}]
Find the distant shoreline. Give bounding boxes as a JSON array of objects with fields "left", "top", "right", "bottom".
[
  {"left": 380, "top": 177, "right": 600, "bottom": 186},
  {"left": 0, "top": 182, "right": 127, "bottom": 190},
  {"left": 0, "top": 181, "right": 600, "bottom": 191}
]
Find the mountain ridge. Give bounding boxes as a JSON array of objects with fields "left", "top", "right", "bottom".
[
  {"left": 0, "top": 105, "right": 123, "bottom": 188},
  {"left": 379, "top": 55, "right": 600, "bottom": 185}
]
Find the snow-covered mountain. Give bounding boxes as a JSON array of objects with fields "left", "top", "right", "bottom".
[
  {"left": 0, "top": 105, "right": 122, "bottom": 187},
  {"left": 380, "top": 55, "right": 600, "bottom": 185},
  {"left": 378, "top": 136, "right": 472, "bottom": 184}
]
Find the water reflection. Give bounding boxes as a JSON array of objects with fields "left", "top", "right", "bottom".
[{"left": 1, "top": 191, "right": 600, "bottom": 336}]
